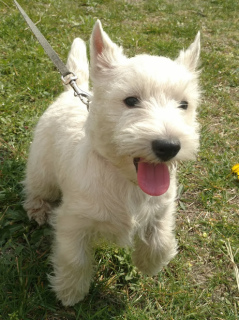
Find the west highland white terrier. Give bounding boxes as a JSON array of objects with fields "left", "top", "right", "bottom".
[{"left": 23, "top": 20, "right": 201, "bottom": 306}]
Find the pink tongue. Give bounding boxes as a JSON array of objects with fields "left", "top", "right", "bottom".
[{"left": 137, "top": 159, "right": 170, "bottom": 196}]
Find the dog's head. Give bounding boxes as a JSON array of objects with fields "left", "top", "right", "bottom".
[{"left": 87, "top": 20, "right": 201, "bottom": 196}]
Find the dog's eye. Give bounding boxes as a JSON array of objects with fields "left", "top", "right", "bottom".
[
  {"left": 124, "top": 97, "right": 140, "bottom": 108},
  {"left": 179, "top": 101, "right": 188, "bottom": 110}
]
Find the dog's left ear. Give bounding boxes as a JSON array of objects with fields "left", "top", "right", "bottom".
[
  {"left": 176, "top": 32, "right": 200, "bottom": 71},
  {"left": 90, "top": 20, "right": 125, "bottom": 77}
]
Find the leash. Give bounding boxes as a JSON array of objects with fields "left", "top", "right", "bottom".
[{"left": 14, "top": 0, "right": 92, "bottom": 109}]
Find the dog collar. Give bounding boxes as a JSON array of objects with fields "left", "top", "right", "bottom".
[{"left": 14, "top": 0, "right": 92, "bottom": 111}]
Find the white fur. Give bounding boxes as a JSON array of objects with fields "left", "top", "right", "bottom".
[{"left": 23, "top": 20, "right": 201, "bottom": 306}]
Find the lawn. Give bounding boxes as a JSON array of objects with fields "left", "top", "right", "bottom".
[{"left": 0, "top": 0, "right": 238, "bottom": 319}]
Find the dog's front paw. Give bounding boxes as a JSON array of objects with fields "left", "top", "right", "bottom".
[
  {"left": 49, "top": 271, "right": 91, "bottom": 306},
  {"left": 56, "top": 287, "right": 87, "bottom": 307},
  {"left": 132, "top": 237, "right": 178, "bottom": 276},
  {"left": 132, "top": 252, "right": 167, "bottom": 275}
]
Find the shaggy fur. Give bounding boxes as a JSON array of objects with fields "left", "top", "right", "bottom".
[{"left": 23, "top": 20, "right": 201, "bottom": 306}]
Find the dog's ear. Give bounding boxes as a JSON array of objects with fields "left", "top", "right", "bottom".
[
  {"left": 90, "top": 20, "right": 125, "bottom": 76},
  {"left": 176, "top": 32, "right": 200, "bottom": 71}
]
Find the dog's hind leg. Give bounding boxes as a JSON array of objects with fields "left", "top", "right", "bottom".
[
  {"left": 50, "top": 211, "right": 93, "bottom": 306},
  {"left": 23, "top": 142, "right": 61, "bottom": 225},
  {"left": 23, "top": 181, "right": 60, "bottom": 226}
]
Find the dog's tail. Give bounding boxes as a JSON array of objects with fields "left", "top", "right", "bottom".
[{"left": 65, "top": 38, "right": 89, "bottom": 91}]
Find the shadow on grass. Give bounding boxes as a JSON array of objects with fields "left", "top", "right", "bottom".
[{"left": 73, "top": 286, "right": 127, "bottom": 319}]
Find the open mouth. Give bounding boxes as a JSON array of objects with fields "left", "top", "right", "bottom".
[
  {"left": 133, "top": 157, "right": 140, "bottom": 171},
  {"left": 133, "top": 157, "right": 170, "bottom": 197}
]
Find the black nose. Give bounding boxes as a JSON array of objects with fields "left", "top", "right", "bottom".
[{"left": 152, "top": 139, "right": 181, "bottom": 162}]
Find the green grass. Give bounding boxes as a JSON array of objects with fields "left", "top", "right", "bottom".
[{"left": 0, "top": 0, "right": 238, "bottom": 319}]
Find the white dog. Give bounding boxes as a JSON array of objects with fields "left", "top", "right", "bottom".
[{"left": 23, "top": 20, "right": 201, "bottom": 306}]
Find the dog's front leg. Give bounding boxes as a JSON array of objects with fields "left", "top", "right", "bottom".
[
  {"left": 50, "top": 214, "right": 93, "bottom": 306},
  {"left": 132, "top": 213, "right": 177, "bottom": 276}
]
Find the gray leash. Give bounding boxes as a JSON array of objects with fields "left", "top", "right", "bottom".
[{"left": 14, "top": 0, "right": 92, "bottom": 109}]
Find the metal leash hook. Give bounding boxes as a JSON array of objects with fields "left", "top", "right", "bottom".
[{"left": 61, "top": 73, "right": 92, "bottom": 111}]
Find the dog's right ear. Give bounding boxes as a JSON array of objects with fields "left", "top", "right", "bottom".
[
  {"left": 90, "top": 20, "right": 125, "bottom": 77},
  {"left": 176, "top": 32, "right": 201, "bottom": 72}
]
